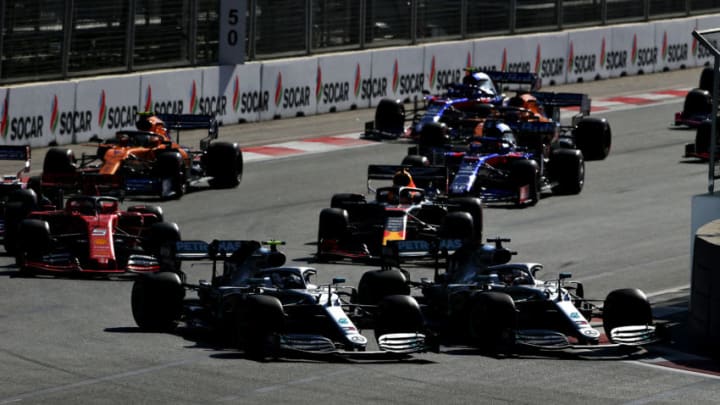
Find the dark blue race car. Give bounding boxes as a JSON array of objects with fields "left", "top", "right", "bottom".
[{"left": 406, "top": 120, "right": 585, "bottom": 207}]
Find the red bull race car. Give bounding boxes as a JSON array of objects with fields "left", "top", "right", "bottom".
[{"left": 317, "top": 164, "right": 483, "bottom": 262}]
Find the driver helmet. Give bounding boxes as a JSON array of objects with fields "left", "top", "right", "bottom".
[
  {"left": 136, "top": 115, "right": 169, "bottom": 139},
  {"left": 393, "top": 168, "right": 416, "bottom": 188}
]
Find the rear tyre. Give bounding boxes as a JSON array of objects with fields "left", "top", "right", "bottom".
[
  {"left": 448, "top": 197, "right": 483, "bottom": 240},
  {"left": 374, "top": 99, "right": 405, "bottom": 135},
  {"left": 574, "top": 117, "right": 612, "bottom": 161},
  {"left": 401, "top": 155, "right": 429, "bottom": 167},
  {"left": 418, "top": 122, "right": 449, "bottom": 148},
  {"left": 439, "top": 211, "right": 474, "bottom": 241},
  {"left": 206, "top": 142, "right": 243, "bottom": 188},
  {"left": 509, "top": 159, "right": 539, "bottom": 207},
  {"left": 550, "top": 148, "right": 585, "bottom": 195},
  {"left": 603, "top": 288, "right": 652, "bottom": 341},
  {"left": 357, "top": 269, "right": 410, "bottom": 305},
  {"left": 131, "top": 272, "right": 185, "bottom": 332},
  {"left": 695, "top": 120, "right": 713, "bottom": 155},
  {"left": 699, "top": 67, "right": 714, "bottom": 92},
  {"left": 154, "top": 151, "right": 186, "bottom": 199},
  {"left": 127, "top": 204, "right": 164, "bottom": 224},
  {"left": 43, "top": 148, "right": 77, "bottom": 173},
  {"left": 682, "top": 88, "right": 712, "bottom": 118}
]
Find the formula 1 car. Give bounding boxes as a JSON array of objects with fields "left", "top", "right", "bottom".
[
  {"left": 316, "top": 164, "right": 483, "bottom": 262},
  {"left": 674, "top": 67, "right": 712, "bottom": 128},
  {"left": 357, "top": 238, "right": 658, "bottom": 352},
  {"left": 41, "top": 113, "right": 243, "bottom": 200},
  {"left": 362, "top": 70, "right": 612, "bottom": 162},
  {"left": 131, "top": 239, "right": 429, "bottom": 360},
  {"left": 408, "top": 119, "right": 585, "bottom": 207},
  {"left": 361, "top": 70, "right": 502, "bottom": 140},
  {"left": 13, "top": 194, "right": 180, "bottom": 276}
]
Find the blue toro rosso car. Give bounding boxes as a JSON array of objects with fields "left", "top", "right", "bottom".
[
  {"left": 361, "top": 70, "right": 505, "bottom": 140},
  {"left": 406, "top": 119, "right": 585, "bottom": 207},
  {"left": 362, "top": 70, "right": 611, "bottom": 164}
]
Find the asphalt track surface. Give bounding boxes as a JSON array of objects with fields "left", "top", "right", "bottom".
[{"left": 2, "top": 67, "right": 720, "bottom": 404}]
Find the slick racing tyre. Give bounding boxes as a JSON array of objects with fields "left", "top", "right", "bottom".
[
  {"left": 43, "top": 148, "right": 77, "bottom": 174},
  {"left": 330, "top": 193, "right": 366, "bottom": 210},
  {"left": 509, "top": 159, "right": 539, "bottom": 207},
  {"left": 131, "top": 272, "right": 185, "bottom": 332},
  {"left": 374, "top": 295, "right": 424, "bottom": 342},
  {"left": 374, "top": 99, "right": 405, "bottom": 135},
  {"left": 145, "top": 222, "right": 182, "bottom": 274},
  {"left": 357, "top": 269, "right": 410, "bottom": 305},
  {"left": 682, "top": 88, "right": 712, "bottom": 118},
  {"left": 574, "top": 117, "right": 611, "bottom": 161},
  {"left": 206, "top": 142, "right": 243, "bottom": 188},
  {"left": 237, "top": 295, "right": 284, "bottom": 360},
  {"left": 549, "top": 148, "right": 585, "bottom": 195},
  {"left": 695, "top": 121, "right": 713, "bottom": 155},
  {"left": 316, "top": 208, "right": 349, "bottom": 259},
  {"left": 15, "top": 218, "right": 51, "bottom": 276},
  {"left": 448, "top": 197, "right": 483, "bottom": 240},
  {"left": 439, "top": 211, "right": 475, "bottom": 241},
  {"left": 3, "top": 189, "right": 38, "bottom": 256},
  {"left": 469, "top": 291, "right": 517, "bottom": 351},
  {"left": 127, "top": 204, "right": 164, "bottom": 224},
  {"left": 401, "top": 155, "right": 430, "bottom": 167},
  {"left": 154, "top": 150, "right": 186, "bottom": 199},
  {"left": 602, "top": 288, "right": 653, "bottom": 341},
  {"left": 699, "top": 67, "right": 714, "bottom": 92},
  {"left": 418, "top": 122, "right": 449, "bottom": 148}
]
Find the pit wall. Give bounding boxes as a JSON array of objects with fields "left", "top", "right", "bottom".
[{"left": 1, "top": 15, "right": 718, "bottom": 147}]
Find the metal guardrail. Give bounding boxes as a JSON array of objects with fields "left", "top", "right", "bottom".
[{"left": 1, "top": 0, "right": 718, "bottom": 85}]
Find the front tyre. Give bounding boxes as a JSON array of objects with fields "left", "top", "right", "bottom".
[{"left": 131, "top": 272, "right": 185, "bottom": 332}]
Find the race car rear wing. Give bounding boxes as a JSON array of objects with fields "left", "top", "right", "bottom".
[
  {"left": 0, "top": 145, "right": 31, "bottom": 178},
  {"left": 367, "top": 164, "right": 449, "bottom": 195},
  {"left": 483, "top": 70, "right": 542, "bottom": 92},
  {"left": 151, "top": 113, "right": 219, "bottom": 147},
  {"left": 174, "top": 239, "right": 261, "bottom": 260},
  {"left": 530, "top": 92, "right": 591, "bottom": 121}
]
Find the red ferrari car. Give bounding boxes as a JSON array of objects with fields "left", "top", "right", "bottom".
[{"left": 13, "top": 193, "right": 180, "bottom": 276}]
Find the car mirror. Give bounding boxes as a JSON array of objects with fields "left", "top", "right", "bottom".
[
  {"left": 559, "top": 272, "right": 572, "bottom": 280},
  {"left": 332, "top": 277, "right": 346, "bottom": 285}
]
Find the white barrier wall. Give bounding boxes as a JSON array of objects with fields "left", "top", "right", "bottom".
[
  {"left": 75, "top": 74, "right": 142, "bottom": 142},
  {"left": 260, "top": 58, "right": 318, "bottom": 120},
  {"left": 200, "top": 63, "right": 263, "bottom": 124},
  {"left": 316, "top": 51, "right": 373, "bottom": 113},
  {"left": 0, "top": 15, "right": 717, "bottom": 146},
  {"left": 1, "top": 81, "right": 77, "bottom": 147},
  {"left": 567, "top": 27, "right": 612, "bottom": 82},
  {"left": 370, "top": 47, "right": 425, "bottom": 105},
  {"left": 656, "top": 18, "right": 696, "bottom": 71},
  {"left": 139, "top": 69, "right": 204, "bottom": 116}
]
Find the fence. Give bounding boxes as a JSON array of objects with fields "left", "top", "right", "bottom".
[{"left": 1, "top": 0, "right": 718, "bottom": 84}]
